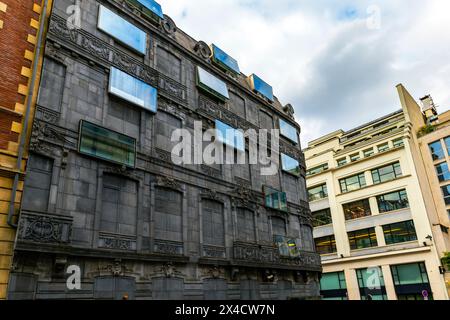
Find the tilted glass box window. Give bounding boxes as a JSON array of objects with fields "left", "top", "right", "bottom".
[
  {"left": 78, "top": 120, "right": 136, "bottom": 168},
  {"left": 377, "top": 189, "right": 409, "bottom": 213},
  {"left": 197, "top": 66, "right": 229, "bottom": 101},
  {"left": 135, "top": 0, "right": 164, "bottom": 18},
  {"left": 248, "top": 74, "right": 274, "bottom": 102},
  {"left": 109, "top": 67, "right": 157, "bottom": 112},
  {"left": 263, "top": 186, "right": 287, "bottom": 212},
  {"left": 279, "top": 118, "right": 298, "bottom": 144},
  {"left": 281, "top": 153, "right": 300, "bottom": 176},
  {"left": 210, "top": 44, "right": 240, "bottom": 74},
  {"left": 98, "top": 5, "right": 147, "bottom": 54},
  {"left": 215, "top": 120, "right": 244, "bottom": 151},
  {"left": 339, "top": 173, "right": 366, "bottom": 193},
  {"left": 371, "top": 162, "right": 402, "bottom": 184}
]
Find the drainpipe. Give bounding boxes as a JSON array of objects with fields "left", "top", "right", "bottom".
[{"left": 7, "top": 0, "right": 50, "bottom": 228}]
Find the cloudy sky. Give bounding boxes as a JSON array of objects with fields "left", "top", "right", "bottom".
[{"left": 161, "top": 0, "right": 450, "bottom": 146}]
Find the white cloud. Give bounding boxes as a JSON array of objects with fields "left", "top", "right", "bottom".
[{"left": 161, "top": 0, "right": 450, "bottom": 145}]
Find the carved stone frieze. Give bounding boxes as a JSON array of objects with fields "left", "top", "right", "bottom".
[
  {"left": 194, "top": 41, "right": 212, "bottom": 60},
  {"left": 155, "top": 175, "right": 183, "bottom": 191},
  {"left": 160, "top": 14, "right": 177, "bottom": 35},
  {"left": 98, "top": 233, "right": 137, "bottom": 251},
  {"left": 18, "top": 211, "right": 73, "bottom": 244},
  {"left": 233, "top": 242, "right": 321, "bottom": 271},
  {"left": 202, "top": 245, "right": 226, "bottom": 259},
  {"left": 154, "top": 240, "right": 184, "bottom": 256}
]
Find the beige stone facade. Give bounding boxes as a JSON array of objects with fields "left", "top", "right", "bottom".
[{"left": 304, "top": 84, "right": 449, "bottom": 300}]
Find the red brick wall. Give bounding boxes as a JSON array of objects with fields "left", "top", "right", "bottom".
[{"left": 0, "top": 0, "right": 42, "bottom": 151}]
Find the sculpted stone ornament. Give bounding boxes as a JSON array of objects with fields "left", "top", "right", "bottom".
[
  {"left": 194, "top": 41, "right": 212, "bottom": 60},
  {"left": 283, "top": 103, "right": 295, "bottom": 119},
  {"left": 156, "top": 175, "right": 182, "bottom": 191},
  {"left": 160, "top": 14, "right": 177, "bottom": 35},
  {"left": 161, "top": 262, "right": 176, "bottom": 278}
]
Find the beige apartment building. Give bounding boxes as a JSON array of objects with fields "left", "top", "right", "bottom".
[{"left": 304, "top": 84, "right": 450, "bottom": 300}]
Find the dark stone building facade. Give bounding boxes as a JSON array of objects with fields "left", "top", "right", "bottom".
[{"left": 7, "top": 0, "right": 321, "bottom": 299}]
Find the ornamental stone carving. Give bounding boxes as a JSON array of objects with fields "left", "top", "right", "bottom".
[
  {"left": 154, "top": 240, "right": 184, "bottom": 255},
  {"left": 194, "top": 41, "right": 212, "bottom": 60},
  {"left": 98, "top": 233, "right": 137, "bottom": 251},
  {"left": 283, "top": 104, "right": 295, "bottom": 119},
  {"left": 18, "top": 212, "right": 72, "bottom": 244},
  {"left": 160, "top": 14, "right": 177, "bottom": 35},
  {"left": 155, "top": 175, "right": 183, "bottom": 192},
  {"left": 233, "top": 242, "right": 321, "bottom": 271}
]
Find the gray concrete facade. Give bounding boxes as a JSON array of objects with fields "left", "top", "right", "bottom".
[{"left": 8, "top": 0, "right": 321, "bottom": 300}]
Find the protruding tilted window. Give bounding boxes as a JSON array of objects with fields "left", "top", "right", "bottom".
[
  {"left": 215, "top": 120, "right": 244, "bottom": 151},
  {"left": 279, "top": 118, "right": 299, "bottom": 144},
  {"left": 210, "top": 44, "right": 240, "bottom": 74},
  {"left": 197, "top": 66, "right": 229, "bottom": 101},
  {"left": 98, "top": 5, "right": 147, "bottom": 54},
  {"left": 109, "top": 67, "right": 157, "bottom": 113},
  {"left": 78, "top": 120, "right": 136, "bottom": 168},
  {"left": 281, "top": 153, "right": 300, "bottom": 176},
  {"left": 135, "top": 0, "right": 164, "bottom": 18},
  {"left": 248, "top": 74, "right": 274, "bottom": 102},
  {"left": 263, "top": 186, "right": 288, "bottom": 212}
]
